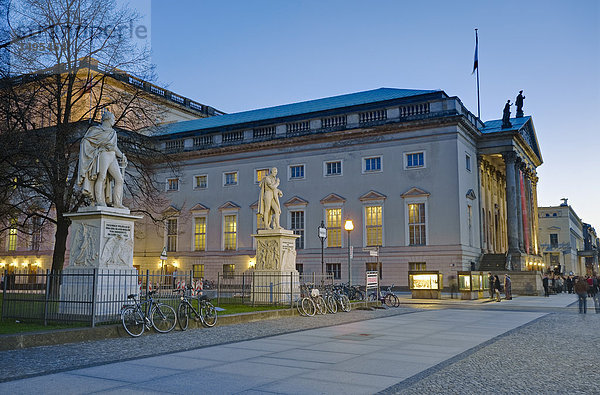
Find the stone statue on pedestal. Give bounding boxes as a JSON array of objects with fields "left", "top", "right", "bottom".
[
  {"left": 258, "top": 167, "right": 283, "bottom": 229},
  {"left": 77, "top": 111, "right": 127, "bottom": 208},
  {"left": 515, "top": 90, "right": 525, "bottom": 118},
  {"left": 501, "top": 100, "right": 512, "bottom": 129}
]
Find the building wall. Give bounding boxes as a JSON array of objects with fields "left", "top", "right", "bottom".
[{"left": 538, "top": 205, "right": 584, "bottom": 275}]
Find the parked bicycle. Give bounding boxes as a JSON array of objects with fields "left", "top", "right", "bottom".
[
  {"left": 340, "top": 282, "right": 365, "bottom": 301},
  {"left": 121, "top": 291, "right": 177, "bottom": 337},
  {"left": 369, "top": 284, "right": 399, "bottom": 307},
  {"left": 296, "top": 283, "right": 317, "bottom": 316},
  {"left": 332, "top": 284, "right": 351, "bottom": 312},
  {"left": 176, "top": 286, "right": 218, "bottom": 330}
]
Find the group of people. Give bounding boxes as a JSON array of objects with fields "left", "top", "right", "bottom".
[
  {"left": 572, "top": 274, "right": 600, "bottom": 314},
  {"left": 487, "top": 273, "right": 512, "bottom": 302}
]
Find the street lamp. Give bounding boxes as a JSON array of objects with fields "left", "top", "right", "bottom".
[
  {"left": 344, "top": 219, "right": 354, "bottom": 285},
  {"left": 318, "top": 221, "right": 327, "bottom": 280}
]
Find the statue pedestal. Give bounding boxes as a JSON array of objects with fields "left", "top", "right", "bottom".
[
  {"left": 59, "top": 207, "right": 143, "bottom": 321},
  {"left": 251, "top": 229, "right": 300, "bottom": 304}
]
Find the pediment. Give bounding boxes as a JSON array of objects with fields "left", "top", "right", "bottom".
[
  {"left": 162, "top": 205, "right": 180, "bottom": 215},
  {"left": 250, "top": 200, "right": 259, "bottom": 210},
  {"left": 218, "top": 201, "right": 241, "bottom": 211},
  {"left": 401, "top": 187, "right": 430, "bottom": 198},
  {"left": 284, "top": 196, "right": 309, "bottom": 207},
  {"left": 466, "top": 189, "right": 477, "bottom": 200},
  {"left": 547, "top": 226, "right": 561, "bottom": 231},
  {"left": 190, "top": 203, "right": 209, "bottom": 213},
  {"left": 359, "top": 190, "right": 387, "bottom": 202},
  {"left": 320, "top": 193, "right": 346, "bottom": 204}
]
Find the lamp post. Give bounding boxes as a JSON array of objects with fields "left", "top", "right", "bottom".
[
  {"left": 344, "top": 219, "right": 354, "bottom": 286},
  {"left": 318, "top": 221, "right": 327, "bottom": 280}
]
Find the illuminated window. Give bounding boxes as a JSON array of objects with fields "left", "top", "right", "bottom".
[
  {"left": 326, "top": 263, "right": 341, "bottom": 279},
  {"left": 409, "top": 262, "right": 426, "bottom": 271},
  {"left": 166, "top": 218, "right": 177, "bottom": 252},
  {"left": 290, "top": 211, "right": 305, "bottom": 249},
  {"left": 193, "top": 264, "right": 204, "bottom": 279},
  {"left": 326, "top": 208, "right": 341, "bottom": 247},
  {"left": 256, "top": 169, "right": 269, "bottom": 183},
  {"left": 365, "top": 206, "right": 382, "bottom": 246},
  {"left": 167, "top": 178, "right": 179, "bottom": 191},
  {"left": 194, "top": 217, "right": 206, "bottom": 251},
  {"left": 194, "top": 175, "right": 207, "bottom": 189},
  {"left": 223, "top": 264, "right": 235, "bottom": 279},
  {"left": 408, "top": 203, "right": 426, "bottom": 245},
  {"left": 7, "top": 220, "right": 17, "bottom": 251},
  {"left": 405, "top": 152, "right": 424, "bottom": 169},
  {"left": 224, "top": 215, "right": 237, "bottom": 250},
  {"left": 224, "top": 172, "right": 238, "bottom": 186}
]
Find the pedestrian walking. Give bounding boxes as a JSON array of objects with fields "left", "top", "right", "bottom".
[
  {"left": 574, "top": 276, "right": 589, "bottom": 314},
  {"left": 566, "top": 275, "right": 574, "bottom": 294},
  {"left": 592, "top": 274, "right": 599, "bottom": 314},
  {"left": 542, "top": 274, "right": 550, "bottom": 297},
  {"left": 488, "top": 272, "right": 494, "bottom": 299},
  {"left": 504, "top": 274, "right": 512, "bottom": 300},
  {"left": 494, "top": 275, "right": 502, "bottom": 302}
]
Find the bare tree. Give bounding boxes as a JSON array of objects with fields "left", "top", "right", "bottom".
[{"left": 0, "top": 0, "right": 176, "bottom": 271}]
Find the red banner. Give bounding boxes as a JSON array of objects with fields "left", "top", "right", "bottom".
[{"left": 519, "top": 171, "right": 530, "bottom": 254}]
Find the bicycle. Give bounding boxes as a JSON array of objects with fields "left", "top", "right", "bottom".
[
  {"left": 296, "top": 283, "right": 316, "bottom": 317},
  {"left": 176, "top": 286, "right": 218, "bottom": 330},
  {"left": 333, "top": 284, "right": 351, "bottom": 312},
  {"left": 306, "top": 283, "right": 327, "bottom": 315},
  {"left": 369, "top": 284, "right": 399, "bottom": 307},
  {"left": 121, "top": 291, "right": 177, "bottom": 337}
]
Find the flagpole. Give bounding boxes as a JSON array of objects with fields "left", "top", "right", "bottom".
[{"left": 475, "top": 28, "right": 481, "bottom": 119}]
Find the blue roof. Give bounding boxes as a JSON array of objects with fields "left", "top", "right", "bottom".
[
  {"left": 481, "top": 116, "right": 531, "bottom": 134},
  {"left": 155, "top": 87, "right": 439, "bottom": 136}
]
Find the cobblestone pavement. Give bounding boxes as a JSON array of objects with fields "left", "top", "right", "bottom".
[
  {"left": 0, "top": 306, "right": 412, "bottom": 382},
  {"left": 381, "top": 311, "right": 600, "bottom": 394}
]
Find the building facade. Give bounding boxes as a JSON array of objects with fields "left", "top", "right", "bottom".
[{"left": 130, "top": 88, "right": 544, "bottom": 287}]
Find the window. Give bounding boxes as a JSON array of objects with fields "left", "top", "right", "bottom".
[
  {"left": 166, "top": 218, "right": 177, "bottom": 252},
  {"left": 296, "top": 263, "right": 304, "bottom": 274},
  {"left": 194, "top": 217, "right": 206, "bottom": 251},
  {"left": 193, "top": 264, "right": 205, "bottom": 279},
  {"left": 289, "top": 164, "right": 305, "bottom": 180},
  {"left": 7, "top": 220, "right": 17, "bottom": 251},
  {"left": 224, "top": 172, "right": 238, "bottom": 186},
  {"left": 223, "top": 264, "right": 235, "bottom": 279},
  {"left": 224, "top": 215, "right": 237, "bottom": 250},
  {"left": 365, "top": 206, "right": 382, "bottom": 246},
  {"left": 256, "top": 168, "right": 269, "bottom": 183},
  {"left": 167, "top": 178, "right": 179, "bottom": 191},
  {"left": 290, "top": 211, "right": 305, "bottom": 249},
  {"left": 325, "top": 161, "right": 342, "bottom": 176},
  {"left": 550, "top": 234, "right": 558, "bottom": 248},
  {"left": 364, "top": 157, "right": 382, "bottom": 173},
  {"left": 409, "top": 262, "right": 426, "bottom": 271},
  {"left": 326, "top": 263, "right": 341, "bottom": 280},
  {"left": 466, "top": 154, "right": 471, "bottom": 171},
  {"left": 326, "top": 208, "right": 342, "bottom": 247},
  {"left": 408, "top": 203, "right": 426, "bottom": 245},
  {"left": 406, "top": 152, "right": 425, "bottom": 169},
  {"left": 31, "top": 216, "right": 42, "bottom": 251},
  {"left": 194, "top": 175, "right": 207, "bottom": 189}
]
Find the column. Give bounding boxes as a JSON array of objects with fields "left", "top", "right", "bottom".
[
  {"left": 502, "top": 152, "right": 520, "bottom": 254},
  {"left": 515, "top": 160, "right": 525, "bottom": 252}
]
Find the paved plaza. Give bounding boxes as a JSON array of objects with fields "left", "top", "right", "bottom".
[{"left": 1, "top": 293, "right": 599, "bottom": 394}]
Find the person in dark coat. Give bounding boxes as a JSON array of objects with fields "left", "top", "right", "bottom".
[
  {"left": 488, "top": 272, "right": 494, "bottom": 300},
  {"left": 494, "top": 275, "right": 502, "bottom": 302},
  {"left": 591, "top": 275, "right": 599, "bottom": 314},
  {"left": 574, "top": 277, "right": 589, "bottom": 314},
  {"left": 542, "top": 274, "right": 550, "bottom": 297},
  {"left": 566, "top": 275, "right": 574, "bottom": 294},
  {"left": 504, "top": 274, "right": 512, "bottom": 300}
]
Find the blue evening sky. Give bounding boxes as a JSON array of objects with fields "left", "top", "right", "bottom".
[{"left": 146, "top": 0, "right": 600, "bottom": 228}]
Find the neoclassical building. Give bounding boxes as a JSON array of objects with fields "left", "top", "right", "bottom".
[{"left": 129, "top": 87, "right": 544, "bottom": 287}]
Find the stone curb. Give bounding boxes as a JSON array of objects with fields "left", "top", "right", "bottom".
[{"left": 0, "top": 301, "right": 377, "bottom": 351}]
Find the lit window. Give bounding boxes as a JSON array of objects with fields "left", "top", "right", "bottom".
[
  {"left": 290, "top": 211, "right": 305, "bottom": 249},
  {"left": 364, "top": 157, "right": 381, "bottom": 172},
  {"left": 7, "top": 220, "right": 17, "bottom": 251},
  {"left": 466, "top": 154, "right": 471, "bottom": 171},
  {"left": 406, "top": 152, "right": 424, "bottom": 169},
  {"left": 408, "top": 203, "right": 426, "bottom": 245},
  {"left": 224, "top": 215, "right": 237, "bottom": 250},
  {"left": 223, "top": 264, "right": 235, "bottom": 279},
  {"left": 256, "top": 169, "right": 269, "bottom": 183},
  {"left": 224, "top": 172, "right": 238, "bottom": 186},
  {"left": 409, "top": 262, "right": 426, "bottom": 271},
  {"left": 195, "top": 175, "right": 207, "bottom": 189},
  {"left": 167, "top": 178, "right": 179, "bottom": 191},
  {"left": 193, "top": 264, "right": 205, "bottom": 279},
  {"left": 325, "top": 161, "right": 342, "bottom": 176},
  {"left": 166, "top": 218, "right": 177, "bottom": 252},
  {"left": 194, "top": 217, "right": 206, "bottom": 251},
  {"left": 365, "top": 206, "right": 382, "bottom": 246},
  {"left": 326, "top": 263, "right": 341, "bottom": 279},
  {"left": 290, "top": 165, "right": 305, "bottom": 180},
  {"left": 326, "top": 208, "right": 341, "bottom": 247}
]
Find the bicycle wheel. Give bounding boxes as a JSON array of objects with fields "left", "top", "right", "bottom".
[
  {"left": 390, "top": 294, "right": 400, "bottom": 307},
  {"left": 315, "top": 296, "right": 327, "bottom": 315},
  {"left": 177, "top": 302, "right": 190, "bottom": 331},
  {"left": 368, "top": 292, "right": 377, "bottom": 302},
  {"left": 151, "top": 303, "right": 177, "bottom": 333},
  {"left": 296, "top": 299, "right": 306, "bottom": 316},
  {"left": 121, "top": 306, "right": 145, "bottom": 337},
  {"left": 301, "top": 297, "right": 316, "bottom": 316},
  {"left": 200, "top": 302, "right": 218, "bottom": 327},
  {"left": 326, "top": 295, "right": 338, "bottom": 314},
  {"left": 384, "top": 294, "right": 395, "bottom": 307},
  {"left": 355, "top": 290, "right": 365, "bottom": 301},
  {"left": 339, "top": 295, "right": 351, "bottom": 312}
]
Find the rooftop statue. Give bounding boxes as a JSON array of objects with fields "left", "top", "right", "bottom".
[
  {"left": 515, "top": 90, "right": 525, "bottom": 118},
  {"left": 258, "top": 167, "right": 283, "bottom": 230},
  {"left": 77, "top": 111, "right": 127, "bottom": 208},
  {"left": 501, "top": 100, "right": 512, "bottom": 129}
]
